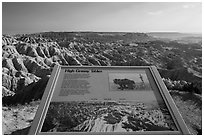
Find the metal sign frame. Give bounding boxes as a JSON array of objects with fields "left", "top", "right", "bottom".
[{"left": 29, "top": 65, "right": 190, "bottom": 135}]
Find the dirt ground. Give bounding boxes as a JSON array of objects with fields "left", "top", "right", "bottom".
[{"left": 2, "top": 101, "right": 39, "bottom": 135}]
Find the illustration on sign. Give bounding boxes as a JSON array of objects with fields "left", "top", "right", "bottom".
[
  {"left": 41, "top": 100, "right": 177, "bottom": 132},
  {"left": 109, "top": 72, "right": 152, "bottom": 91}
]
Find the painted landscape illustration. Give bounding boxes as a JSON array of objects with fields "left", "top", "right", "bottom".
[
  {"left": 109, "top": 73, "right": 152, "bottom": 91},
  {"left": 41, "top": 101, "right": 177, "bottom": 132}
]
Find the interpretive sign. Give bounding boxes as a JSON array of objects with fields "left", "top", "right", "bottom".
[{"left": 29, "top": 65, "right": 190, "bottom": 135}]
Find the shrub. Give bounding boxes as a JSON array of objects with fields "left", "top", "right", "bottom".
[{"left": 162, "top": 78, "right": 201, "bottom": 95}]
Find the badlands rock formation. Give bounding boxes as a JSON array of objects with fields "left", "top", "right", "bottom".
[
  {"left": 2, "top": 34, "right": 152, "bottom": 104},
  {"left": 2, "top": 35, "right": 82, "bottom": 104},
  {"left": 2, "top": 33, "right": 202, "bottom": 104}
]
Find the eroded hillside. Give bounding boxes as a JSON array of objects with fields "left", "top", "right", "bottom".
[{"left": 2, "top": 32, "right": 202, "bottom": 134}]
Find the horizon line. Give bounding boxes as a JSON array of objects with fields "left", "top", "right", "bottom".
[{"left": 3, "top": 30, "right": 202, "bottom": 36}]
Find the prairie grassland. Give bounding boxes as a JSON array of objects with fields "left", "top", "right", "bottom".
[{"left": 170, "top": 90, "right": 202, "bottom": 135}]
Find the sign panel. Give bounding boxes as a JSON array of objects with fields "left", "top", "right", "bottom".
[{"left": 29, "top": 65, "right": 190, "bottom": 135}]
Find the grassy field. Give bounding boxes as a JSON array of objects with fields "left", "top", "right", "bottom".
[{"left": 170, "top": 90, "right": 202, "bottom": 135}]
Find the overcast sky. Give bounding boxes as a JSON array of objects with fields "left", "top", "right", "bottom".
[{"left": 2, "top": 2, "right": 202, "bottom": 34}]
